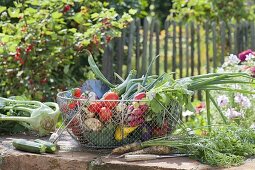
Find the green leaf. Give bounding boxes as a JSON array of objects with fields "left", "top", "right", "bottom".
[
  {"left": 128, "top": 9, "right": 137, "bottom": 15},
  {"left": 73, "top": 13, "right": 84, "bottom": 24},
  {"left": 52, "top": 12, "right": 63, "bottom": 19},
  {"left": 7, "top": 7, "right": 20, "bottom": 18},
  {"left": 0, "top": 6, "right": 6, "bottom": 13},
  {"left": 68, "top": 28, "right": 77, "bottom": 33},
  {"left": 91, "top": 13, "right": 99, "bottom": 19}
]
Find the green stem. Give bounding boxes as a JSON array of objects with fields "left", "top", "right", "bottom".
[
  {"left": 205, "top": 90, "right": 211, "bottom": 133},
  {"left": 208, "top": 93, "right": 227, "bottom": 124},
  {"left": 88, "top": 54, "right": 116, "bottom": 88},
  {"left": 142, "top": 55, "right": 159, "bottom": 86}
]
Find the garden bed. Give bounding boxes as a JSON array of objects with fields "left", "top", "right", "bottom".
[{"left": 0, "top": 132, "right": 255, "bottom": 170}]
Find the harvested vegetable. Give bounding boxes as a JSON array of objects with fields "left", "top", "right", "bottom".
[
  {"left": 13, "top": 139, "right": 46, "bottom": 154},
  {"left": 98, "top": 107, "right": 113, "bottom": 122},
  {"left": 34, "top": 139, "right": 57, "bottom": 153},
  {"left": 102, "top": 91, "right": 119, "bottom": 109},
  {"left": 0, "top": 97, "right": 60, "bottom": 136},
  {"left": 111, "top": 142, "right": 142, "bottom": 155},
  {"left": 114, "top": 126, "right": 138, "bottom": 141},
  {"left": 120, "top": 146, "right": 172, "bottom": 156},
  {"left": 142, "top": 125, "right": 255, "bottom": 167},
  {"left": 83, "top": 118, "right": 102, "bottom": 131}
]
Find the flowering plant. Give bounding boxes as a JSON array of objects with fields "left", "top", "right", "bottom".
[
  {"left": 0, "top": 0, "right": 134, "bottom": 100},
  {"left": 212, "top": 49, "right": 255, "bottom": 127}
]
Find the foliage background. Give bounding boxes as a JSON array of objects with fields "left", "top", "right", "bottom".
[{"left": 0, "top": 0, "right": 255, "bottom": 101}]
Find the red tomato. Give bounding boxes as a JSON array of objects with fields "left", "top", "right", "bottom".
[
  {"left": 73, "top": 88, "right": 82, "bottom": 98},
  {"left": 87, "top": 102, "right": 103, "bottom": 113},
  {"left": 102, "top": 91, "right": 119, "bottom": 109},
  {"left": 98, "top": 107, "right": 113, "bottom": 122},
  {"left": 68, "top": 102, "right": 76, "bottom": 109}
]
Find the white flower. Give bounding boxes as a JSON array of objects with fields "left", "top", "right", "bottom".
[
  {"left": 217, "top": 67, "right": 225, "bottom": 73},
  {"left": 245, "top": 53, "right": 254, "bottom": 61},
  {"left": 217, "top": 95, "right": 229, "bottom": 107},
  {"left": 182, "top": 110, "right": 194, "bottom": 117},
  {"left": 228, "top": 54, "right": 241, "bottom": 64},
  {"left": 250, "top": 124, "right": 255, "bottom": 131},
  {"left": 234, "top": 94, "right": 251, "bottom": 109},
  {"left": 225, "top": 108, "right": 243, "bottom": 119}
]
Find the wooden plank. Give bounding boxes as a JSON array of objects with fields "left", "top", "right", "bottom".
[
  {"left": 185, "top": 24, "right": 190, "bottom": 76},
  {"left": 212, "top": 22, "right": 217, "bottom": 71},
  {"left": 205, "top": 22, "right": 210, "bottom": 73},
  {"left": 135, "top": 18, "right": 141, "bottom": 77},
  {"left": 116, "top": 29, "right": 126, "bottom": 78},
  {"left": 228, "top": 24, "right": 232, "bottom": 54},
  {"left": 179, "top": 22, "right": 183, "bottom": 78},
  {"left": 190, "top": 22, "right": 195, "bottom": 76},
  {"left": 251, "top": 22, "right": 255, "bottom": 50},
  {"left": 244, "top": 22, "right": 249, "bottom": 49},
  {"left": 127, "top": 21, "right": 135, "bottom": 75},
  {"left": 172, "top": 21, "right": 177, "bottom": 79},
  {"left": 148, "top": 19, "right": 155, "bottom": 75},
  {"left": 155, "top": 20, "right": 160, "bottom": 75},
  {"left": 142, "top": 18, "right": 149, "bottom": 75},
  {"left": 164, "top": 20, "right": 169, "bottom": 73},
  {"left": 102, "top": 45, "right": 113, "bottom": 82},
  {"left": 197, "top": 24, "right": 202, "bottom": 100},
  {"left": 234, "top": 23, "right": 238, "bottom": 54},
  {"left": 238, "top": 23, "right": 243, "bottom": 52},
  {"left": 220, "top": 21, "right": 225, "bottom": 64},
  {"left": 197, "top": 25, "right": 201, "bottom": 75}
]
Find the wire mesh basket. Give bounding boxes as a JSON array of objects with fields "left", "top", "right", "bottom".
[{"left": 57, "top": 91, "right": 182, "bottom": 149}]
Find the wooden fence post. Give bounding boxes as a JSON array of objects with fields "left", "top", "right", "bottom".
[
  {"left": 164, "top": 20, "right": 170, "bottom": 73},
  {"left": 142, "top": 18, "right": 149, "bottom": 75},
  {"left": 135, "top": 18, "right": 141, "bottom": 77},
  {"left": 127, "top": 21, "right": 135, "bottom": 75},
  {"left": 179, "top": 22, "right": 183, "bottom": 78},
  {"left": 172, "top": 21, "right": 177, "bottom": 79},
  {"left": 155, "top": 20, "right": 160, "bottom": 75}
]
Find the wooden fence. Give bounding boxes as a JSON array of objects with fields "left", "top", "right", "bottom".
[{"left": 101, "top": 18, "right": 255, "bottom": 82}]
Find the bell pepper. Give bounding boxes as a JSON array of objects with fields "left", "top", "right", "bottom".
[{"left": 114, "top": 126, "right": 138, "bottom": 141}]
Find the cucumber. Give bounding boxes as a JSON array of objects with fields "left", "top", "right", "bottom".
[
  {"left": 34, "top": 139, "right": 57, "bottom": 153},
  {"left": 12, "top": 139, "right": 46, "bottom": 154}
]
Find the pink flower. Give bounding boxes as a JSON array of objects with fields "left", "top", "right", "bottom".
[
  {"left": 195, "top": 102, "right": 206, "bottom": 113},
  {"left": 250, "top": 67, "right": 255, "bottom": 78},
  {"left": 238, "top": 49, "right": 254, "bottom": 62}
]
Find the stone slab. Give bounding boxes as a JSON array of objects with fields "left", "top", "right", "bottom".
[{"left": 0, "top": 133, "right": 255, "bottom": 170}]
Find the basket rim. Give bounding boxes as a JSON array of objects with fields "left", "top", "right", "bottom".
[{"left": 57, "top": 90, "right": 149, "bottom": 102}]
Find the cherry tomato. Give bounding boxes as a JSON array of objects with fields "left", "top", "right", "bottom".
[
  {"left": 73, "top": 88, "right": 82, "bottom": 98},
  {"left": 102, "top": 91, "right": 119, "bottom": 109},
  {"left": 98, "top": 107, "right": 112, "bottom": 122},
  {"left": 87, "top": 102, "right": 103, "bottom": 113},
  {"left": 68, "top": 102, "right": 76, "bottom": 109}
]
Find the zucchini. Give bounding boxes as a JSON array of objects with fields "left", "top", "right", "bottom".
[
  {"left": 34, "top": 139, "right": 57, "bottom": 153},
  {"left": 12, "top": 139, "right": 46, "bottom": 154}
]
